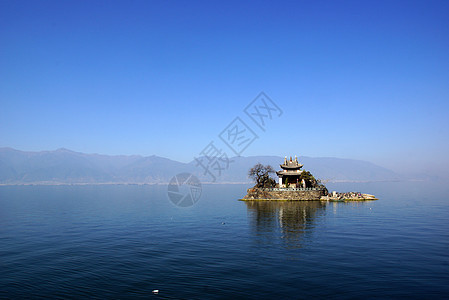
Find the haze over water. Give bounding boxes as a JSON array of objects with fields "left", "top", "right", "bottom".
[{"left": 1, "top": 182, "right": 448, "bottom": 299}]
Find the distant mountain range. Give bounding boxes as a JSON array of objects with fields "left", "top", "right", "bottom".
[{"left": 0, "top": 148, "right": 401, "bottom": 185}]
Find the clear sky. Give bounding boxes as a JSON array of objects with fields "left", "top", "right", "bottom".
[{"left": 1, "top": 0, "right": 448, "bottom": 176}]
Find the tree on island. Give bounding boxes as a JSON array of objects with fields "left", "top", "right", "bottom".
[
  {"left": 248, "top": 163, "right": 277, "bottom": 188},
  {"left": 298, "top": 171, "right": 328, "bottom": 193},
  {"left": 298, "top": 170, "right": 317, "bottom": 188}
]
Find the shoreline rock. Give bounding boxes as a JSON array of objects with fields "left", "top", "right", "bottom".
[
  {"left": 321, "top": 192, "right": 378, "bottom": 201},
  {"left": 241, "top": 188, "right": 377, "bottom": 201},
  {"left": 241, "top": 187, "right": 327, "bottom": 201}
]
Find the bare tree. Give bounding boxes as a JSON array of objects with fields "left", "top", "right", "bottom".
[{"left": 248, "top": 163, "right": 276, "bottom": 188}]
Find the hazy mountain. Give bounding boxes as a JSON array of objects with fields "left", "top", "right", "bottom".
[{"left": 0, "top": 148, "right": 400, "bottom": 184}]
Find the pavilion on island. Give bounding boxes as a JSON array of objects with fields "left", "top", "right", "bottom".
[{"left": 276, "top": 156, "right": 304, "bottom": 187}]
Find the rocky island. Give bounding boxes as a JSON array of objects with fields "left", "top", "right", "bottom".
[{"left": 241, "top": 156, "right": 377, "bottom": 202}]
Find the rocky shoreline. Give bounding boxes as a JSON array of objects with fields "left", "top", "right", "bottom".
[
  {"left": 241, "top": 188, "right": 377, "bottom": 201},
  {"left": 241, "top": 187, "right": 327, "bottom": 201},
  {"left": 321, "top": 191, "right": 378, "bottom": 201}
]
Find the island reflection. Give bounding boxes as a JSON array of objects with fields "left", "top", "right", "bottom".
[{"left": 245, "top": 201, "right": 327, "bottom": 249}]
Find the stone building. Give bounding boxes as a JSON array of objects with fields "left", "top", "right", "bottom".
[{"left": 276, "top": 156, "right": 303, "bottom": 187}]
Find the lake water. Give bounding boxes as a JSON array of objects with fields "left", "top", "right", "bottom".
[{"left": 1, "top": 182, "right": 448, "bottom": 299}]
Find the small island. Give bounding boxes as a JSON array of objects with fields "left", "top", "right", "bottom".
[{"left": 241, "top": 156, "right": 378, "bottom": 201}]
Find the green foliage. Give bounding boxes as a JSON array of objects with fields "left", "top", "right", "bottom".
[
  {"left": 263, "top": 176, "right": 277, "bottom": 188},
  {"left": 299, "top": 170, "right": 317, "bottom": 188}
]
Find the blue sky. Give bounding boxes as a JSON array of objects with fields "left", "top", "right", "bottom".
[{"left": 1, "top": 0, "right": 448, "bottom": 175}]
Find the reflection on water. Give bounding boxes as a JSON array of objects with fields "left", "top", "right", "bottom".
[{"left": 245, "top": 201, "right": 327, "bottom": 249}]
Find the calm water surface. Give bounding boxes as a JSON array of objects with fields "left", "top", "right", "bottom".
[{"left": 1, "top": 182, "right": 448, "bottom": 299}]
